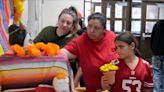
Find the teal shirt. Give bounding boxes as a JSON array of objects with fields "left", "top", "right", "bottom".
[{"left": 33, "top": 26, "right": 77, "bottom": 48}]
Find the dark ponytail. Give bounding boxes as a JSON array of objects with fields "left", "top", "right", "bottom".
[{"left": 134, "top": 48, "right": 141, "bottom": 57}]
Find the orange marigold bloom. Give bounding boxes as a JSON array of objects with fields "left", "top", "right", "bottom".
[
  {"left": 35, "top": 42, "right": 47, "bottom": 51},
  {"left": 11, "top": 43, "right": 61, "bottom": 56},
  {"left": 26, "top": 45, "right": 41, "bottom": 56},
  {"left": 55, "top": 72, "right": 66, "bottom": 79},
  {"left": 44, "top": 45, "right": 56, "bottom": 56},
  {"left": 47, "top": 42, "right": 60, "bottom": 55},
  {"left": 11, "top": 44, "right": 25, "bottom": 56}
]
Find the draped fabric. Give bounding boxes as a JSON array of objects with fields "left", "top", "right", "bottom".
[
  {"left": 0, "top": 0, "right": 14, "bottom": 55},
  {"left": 0, "top": 55, "right": 74, "bottom": 92}
]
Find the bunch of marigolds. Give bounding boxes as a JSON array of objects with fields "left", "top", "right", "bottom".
[
  {"left": 11, "top": 42, "right": 60, "bottom": 56},
  {"left": 100, "top": 61, "right": 119, "bottom": 73}
]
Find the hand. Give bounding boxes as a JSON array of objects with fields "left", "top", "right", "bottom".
[
  {"left": 102, "top": 71, "right": 116, "bottom": 85},
  {"left": 101, "top": 76, "right": 110, "bottom": 90}
]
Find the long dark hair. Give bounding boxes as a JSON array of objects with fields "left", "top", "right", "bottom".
[{"left": 115, "top": 31, "right": 141, "bottom": 57}]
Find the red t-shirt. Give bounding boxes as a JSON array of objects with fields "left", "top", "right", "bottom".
[
  {"left": 112, "top": 58, "right": 154, "bottom": 92},
  {"left": 64, "top": 31, "right": 118, "bottom": 92}
]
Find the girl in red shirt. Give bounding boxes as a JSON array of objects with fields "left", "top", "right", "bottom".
[{"left": 101, "top": 31, "right": 154, "bottom": 92}]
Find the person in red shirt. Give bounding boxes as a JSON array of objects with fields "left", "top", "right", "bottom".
[
  {"left": 61, "top": 12, "right": 118, "bottom": 92},
  {"left": 101, "top": 31, "right": 154, "bottom": 92}
]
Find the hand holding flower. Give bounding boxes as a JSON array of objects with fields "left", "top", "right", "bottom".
[{"left": 100, "top": 60, "right": 119, "bottom": 90}]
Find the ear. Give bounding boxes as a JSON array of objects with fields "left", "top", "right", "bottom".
[{"left": 130, "top": 42, "right": 135, "bottom": 49}]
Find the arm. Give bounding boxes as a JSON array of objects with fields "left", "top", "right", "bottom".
[
  {"left": 74, "top": 67, "right": 82, "bottom": 87},
  {"left": 61, "top": 48, "right": 77, "bottom": 59},
  {"left": 33, "top": 27, "right": 50, "bottom": 43},
  {"left": 33, "top": 31, "right": 45, "bottom": 43}
]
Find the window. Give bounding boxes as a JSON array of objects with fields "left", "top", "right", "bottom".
[
  {"left": 145, "top": 4, "right": 162, "bottom": 34},
  {"left": 159, "top": 7, "right": 164, "bottom": 19},
  {"left": 146, "top": 22, "right": 156, "bottom": 33},
  {"left": 84, "top": 0, "right": 164, "bottom": 35},
  {"left": 95, "top": 5, "right": 101, "bottom": 13},
  {"left": 115, "top": 4, "right": 123, "bottom": 18},
  {"left": 106, "top": 6, "right": 111, "bottom": 30},
  {"left": 114, "top": 4, "right": 123, "bottom": 32},
  {"left": 132, "top": 7, "right": 141, "bottom": 19},
  {"left": 84, "top": 1, "right": 91, "bottom": 25},
  {"left": 84, "top": 0, "right": 102, "bottom": 26},
  {"left": 131, "top": 20, "right": 141, "bottom": 34},
  {"left": 146, "top": 5, "right": 158, "bottom": 19},
  {"left": 131, "top": 4, "right": 141, "bottom": 33},
  {"left": 115, "top": 21, "right": 122, "bottom": 32},
  {"left": 106, "top": 20, "right": 111, "bottom": 31}
]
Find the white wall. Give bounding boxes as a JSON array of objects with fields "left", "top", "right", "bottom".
[{"left": 42, "top": 0, "right": 84, "bottom": 28}]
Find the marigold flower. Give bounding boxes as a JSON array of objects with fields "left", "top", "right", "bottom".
[
  {"left": 100, "top": 61, "right": 119, "bottom": 73},
  {"left": 26, "top": 44, "right": 41, "bottom": 56},
  {"left": 56, "top": 72, "right": 66, "bottom": 79},
  {"left": 47, "top": 42, "right": 60, "bottom": 55},
  {"left": 12, "top": 0, "right": 25, "bottom": 24},
  {"left": 11, "top": 43, "right": 60, "bottom": 56},
  {"left": 11, "top": 44, "right": 25, "bottom": 56},
  {"left": 35, "top": 42, "right": 47, "bottom": 51}
]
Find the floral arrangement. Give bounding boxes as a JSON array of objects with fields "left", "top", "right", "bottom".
[
  {"left": 100, "top": 60, "right": 119, "bottom": 90},
  {"left": 53, "top": 72, "right": 69, "bottom": 92},
  {"left": 11, "top": 42, "right": 60, "bottom": 56},
  {"left": 100, "top": 60, "right": 119, "bottom": 73},
  {"left": 11, "top": 44, "right": 25, "bottom": 56},
  {"left": 12, "top": 0, "right": 25, "bottom": 24}
]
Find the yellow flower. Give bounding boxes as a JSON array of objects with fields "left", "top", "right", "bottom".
[
  {"left": 12, "top": 0, "right": 25, "bottom": 24},
  {"left": 100, "top": 60, "right": 119, "bottom": 73},
  {"left": 0, "top": 44, "right": 4, "bottom": 56}
]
